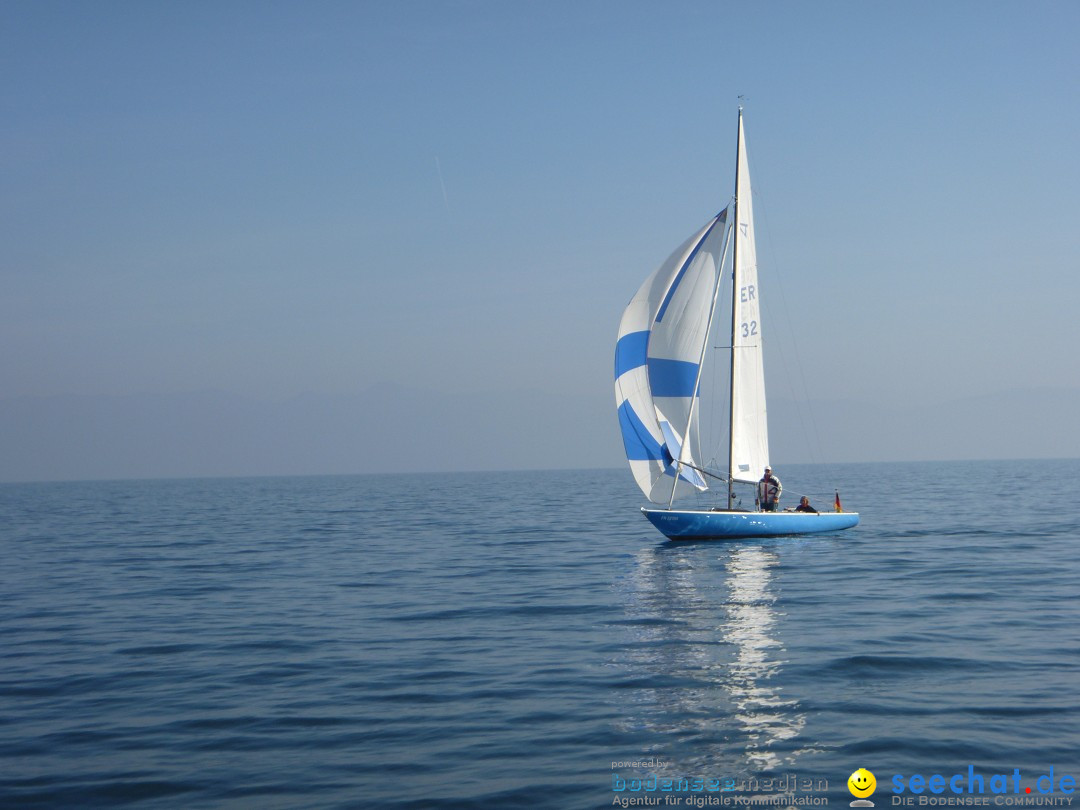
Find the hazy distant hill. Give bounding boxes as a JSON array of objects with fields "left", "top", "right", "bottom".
[
  {"left": 769, "top": 387, "right": 1080, "bottom": 466},
  {"left": 0, "top": 386, "right": 612, "bottom": 482},
  {"left": 1, "top": 386, "right": 1077, "bottom": 482}
]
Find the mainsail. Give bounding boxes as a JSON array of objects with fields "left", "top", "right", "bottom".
[
  {"left": 615, "top": 209, "right": 729, "bottom": 504},
  {"left": 729, "top": 115, "right": 770, "bottom": 484}
]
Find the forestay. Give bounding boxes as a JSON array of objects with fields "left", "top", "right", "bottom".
[{"left": 614, "top": 209, "right": 729, "bottom": 504}]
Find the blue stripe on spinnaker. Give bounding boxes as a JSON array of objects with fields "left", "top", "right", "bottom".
[
  {"left": 618, "top": 400, "right": 669, "bottom": 462},
  {"left": 655, "top": 210, "right": 726, "bottom": 323},
  {"left": 614, "top": 330, "right": 649, "bottom": 379},
  {"left": 662, "top": 463, "right": 706, "bottom": 487},
  {"left": 647, "top": 358, "right": 700, "bottom": 398}
]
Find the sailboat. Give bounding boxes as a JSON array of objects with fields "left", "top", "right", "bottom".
[{"left": 614, "top": 109, "right": 859, "bottom": 540}]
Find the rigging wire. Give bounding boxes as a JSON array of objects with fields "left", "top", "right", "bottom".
[
  {"left": 750, "top": 175, "right": 828, "bottom": 468},
  {"left": 687, "top": 142, "right": 850, "bottom": 511}
]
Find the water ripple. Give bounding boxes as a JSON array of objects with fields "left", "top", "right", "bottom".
[{"left": 1, "top": 463, "right": 1078, "bottom": 807}]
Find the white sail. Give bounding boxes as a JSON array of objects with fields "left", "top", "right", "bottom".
[
  {"left": 615, "top": 210, "right": 728, "bottom": 503},
  {"left": 729, "top": 113, "right": 770, "bottom": 483}
]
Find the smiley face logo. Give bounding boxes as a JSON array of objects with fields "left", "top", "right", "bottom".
[{"left": 848, "top": 768, "right": 876, "bottom": 798}]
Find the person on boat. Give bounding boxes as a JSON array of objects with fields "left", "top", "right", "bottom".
[
  {"left": 757, "top": 467, "right": 782, "bottom": 511},
  {"left": 795, "top": 496, "right": 817, "bottom": 513}
]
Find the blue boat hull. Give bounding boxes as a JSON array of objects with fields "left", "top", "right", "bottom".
[{"left": 642, "top": 507, "right": 859, "bottom": 540}]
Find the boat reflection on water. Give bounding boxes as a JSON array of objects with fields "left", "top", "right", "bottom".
[
  {"left": 721, "top": 545, "right": 805, "bottom": 771},
  {"left": 615, "top": 543, "right": 805, "bottom": 775}
]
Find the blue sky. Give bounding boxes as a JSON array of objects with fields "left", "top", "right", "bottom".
[{"left": 2, "top": 1, "right": 1079, "bottom": 480}]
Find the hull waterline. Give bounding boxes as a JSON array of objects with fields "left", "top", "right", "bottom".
[{"left": 642, "top": 507, "right": 859, "bottom": 540}]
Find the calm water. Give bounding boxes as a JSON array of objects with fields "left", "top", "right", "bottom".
[{"left": 2, "top": 460, "right": 1079, "bottom": 808}]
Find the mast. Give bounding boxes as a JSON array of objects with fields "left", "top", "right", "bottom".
[{"left": 727, "top": 107, "right": 742, "bottom": 510}]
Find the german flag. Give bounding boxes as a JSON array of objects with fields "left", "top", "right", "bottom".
[{"left": 834, "top": 492, "right": 843, "bottom": 513}]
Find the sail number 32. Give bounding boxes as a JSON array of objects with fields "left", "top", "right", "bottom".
[{"left": 739, "top": 285, "right": 757, "bottom": 338}]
